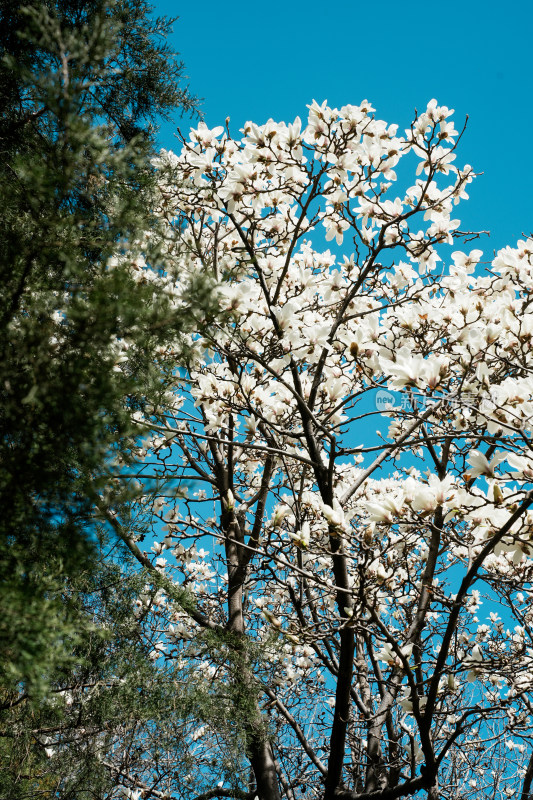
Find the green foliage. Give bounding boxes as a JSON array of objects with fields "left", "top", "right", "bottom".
[
  {"left": 0, "top": 0, "right": 198, "bottom": 146},
  {"left": 0, "top": 559, "right": 175, "bottom": 799},
  {"left": 0, "top": 554, "right": 251, "bottom": 799},
  {"left": 0, "top": 0, "right": 217, "bottom": 693},
  {"left": 0, "top": 3, "right": 246, "bottom": 794}
]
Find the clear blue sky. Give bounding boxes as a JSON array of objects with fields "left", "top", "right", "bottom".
[{"left": 156, "top": 0, "right": 532, "bottom": 255}]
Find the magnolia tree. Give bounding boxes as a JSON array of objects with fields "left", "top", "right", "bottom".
[{"left": 105, "top": 99, "right": 533, "bottom": 800}]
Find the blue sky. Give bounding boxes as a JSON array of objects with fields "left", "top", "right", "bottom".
[{"left": 156, "top": 0, "right": 532, "bottom": 256}]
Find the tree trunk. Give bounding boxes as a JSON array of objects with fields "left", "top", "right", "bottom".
[
  {"left": 224, "top": 510, "right": 282, "bottom": 800},
  {"left": 249, "top": 733, "right": 283, "bottom": 800}
]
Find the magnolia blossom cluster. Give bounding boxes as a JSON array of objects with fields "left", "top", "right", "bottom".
[{"left": 110, "top": 100, "right": 533, "bottom": 800}]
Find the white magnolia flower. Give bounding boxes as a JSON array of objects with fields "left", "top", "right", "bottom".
[
  {"left": 272, "top": 504, "right": 291, "bottom": 527},
  {"left": 506, "top": 452, "right": 533, "bottom": 480},
  {"left": 380, "top": 349, "right": 448, "bottom": 391},
  {"left": 366, "top": 495, "right": 404, "bottom": 524},
  {"left": 191, "top": 725, "right": 206, "bottom": 742},
  {"left": 410, "top": 475, "right": 455, "bottom": 514},
  {"left": 322, "top": 499, "right": 346, "bottom": 530},
  {"left": 377, "top": 642, "right": 413, "bottom": 668},
  {"left": 468, "top": 644, "right": 483, "bottom": 663},
  {"left": 466, "top": 450, "right": 507, "bottom": 479},
  {"left": 289, "top": 521, "right": 310, "bottom": 548},
  {"left": 452, "top": 249, "right": 483, "bottom": 274}
]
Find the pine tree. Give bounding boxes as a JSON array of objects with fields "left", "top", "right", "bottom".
[
  {"left": 0, "top": 546, "right": 245, "bottom": 800},
  {"left": 0, "top": 0, "right": 217, "bottom": 693}
]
